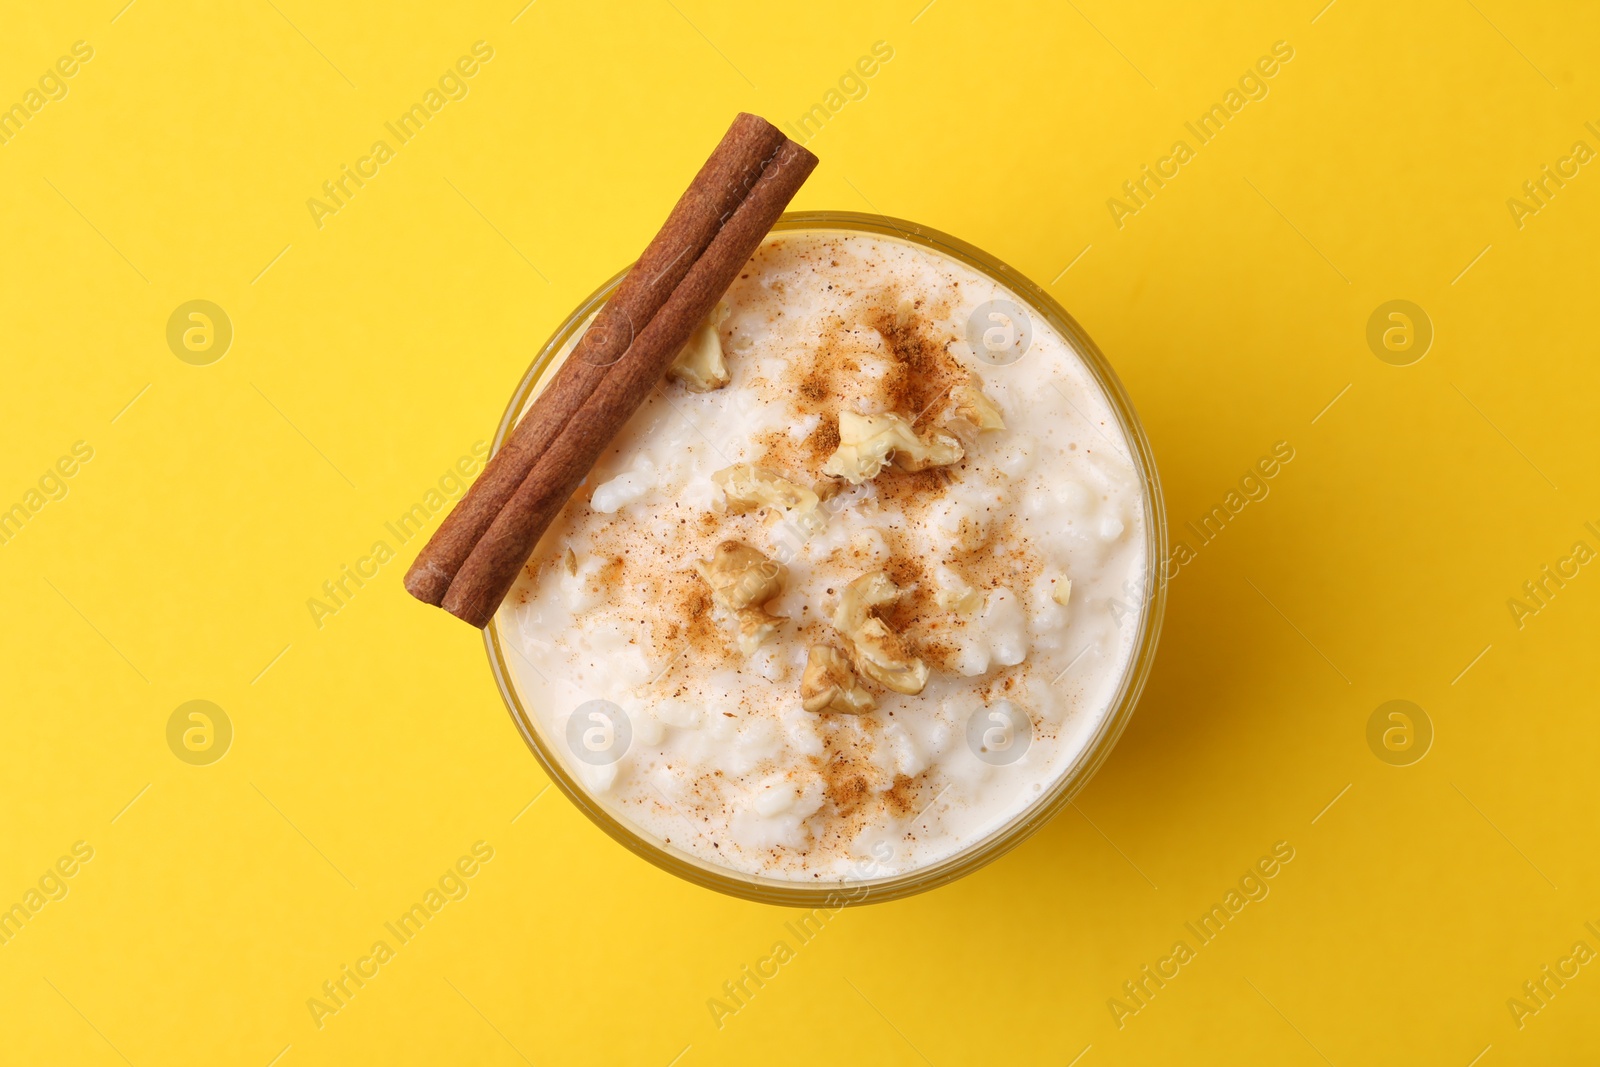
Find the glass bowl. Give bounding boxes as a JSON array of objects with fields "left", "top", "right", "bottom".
[{"left": 484, "top": 211, "right": 1167, "bottom": 906}]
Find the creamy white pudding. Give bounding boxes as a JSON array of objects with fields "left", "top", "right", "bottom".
[{"left": 498, "top": 229, "right": 1147, "bottom": 881}]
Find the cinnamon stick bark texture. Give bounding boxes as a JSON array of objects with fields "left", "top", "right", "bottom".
[
  {"left": 442, "top": 138, "right": 819, "bottom": 627},
  {"left": 403, "top": 113, "right": 786, "bottom": 606}
]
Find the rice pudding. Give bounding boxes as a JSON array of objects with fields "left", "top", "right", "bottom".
[{"left": 497, "top": 228, "right": 1148, "bottom": 881}]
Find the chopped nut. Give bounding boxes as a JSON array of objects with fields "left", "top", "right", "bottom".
[
  {"left": 934, "top": 574, "right": 983, "bottom": 613},
  {"left": 800, "top": 645, "right": 876, "bottom": 714},
  {"left": 937, "top": 589, "right": 984, "bottom": 612},
  {"left": 1052, "top": 577, "right": 1072, "bottom": 607},
  {"left": 948, "top": 374, "right": 1006, "bottom": 434},
  {"left": 821, "top": 411, "right": 964, "bottom": 484},
  {"left": 812, "top": 476, "right": 845, "bottom": 503},
  {"left": 562, "top": 546, "right": 578, "bottom": 576},
  {"left": 693, "top": 540, "right": 785, "bottom": 611},
  {"left": 736, "top": 610, "right": 780, "bottom": 657},
  {"left": 667, "top": 305, "right": 731, "bottom": 392},
  {"left": 830, "top": 570, "right": 930, "bottom": 695},
  {"left": 693, "top": 541, "right": 786, "bottom": 656},
  {"left": 713, "top": 464, "right": 820, "bottom": 515},
  {"left": 832, "top": 569, "right": 900, "bottom": 633},
  {"left": 851, "top": 618, "right": 930, "bottom": 695}
]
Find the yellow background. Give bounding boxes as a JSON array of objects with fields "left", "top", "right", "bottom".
[{"left": 4, "top": 0, "right": 1597, "bottom": 1063}]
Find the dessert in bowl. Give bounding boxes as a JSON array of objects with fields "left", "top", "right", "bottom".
[{"left": 484, "top": 212, "right": 1166, "bottom": 904}]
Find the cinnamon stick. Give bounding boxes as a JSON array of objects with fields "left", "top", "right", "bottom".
[
  {"left": 403, "top": 113, "right": 787, "bottom": 606},
  {"left": 442, "top": 138, "right": 819, "bottom": 627}
]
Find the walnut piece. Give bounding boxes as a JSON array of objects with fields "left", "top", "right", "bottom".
[
  {"left": 830, "top": 570, "right": 930, "bottom": 695},
  {"left": 736, "top": 611, "right": 780, "bottom": 657},
  {"left": 935, "top": 588, "right": 983, "bottom": 612},
  {"left": 667, "top": 305, "right": 730, "bottom": 392},
  {"left": 821, "top": 411, "right": 964, "bottom": 484},
  {"left": 934, "top": 568, "right": 983, "bottom": 613},
  {"left": 693, "top": 541, "right": 786, "bottom": 655},
  {"left": 851, "top": 618, "right": 930, "bottom": 694},
  {"left": 694, "top": 540, "right": 785, "bottom": 611},
  {"left": 713, "top": 464, "right": 819, "bottom": 515},
  {"left": 800, "top": 645, "right": 876, "bottom": 714},
  {"left": 833, "top": 569, "right": 899, "bottom": 632},
  {"left": 948, "top": 375, "right": 1006, "bottom": 434}
]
